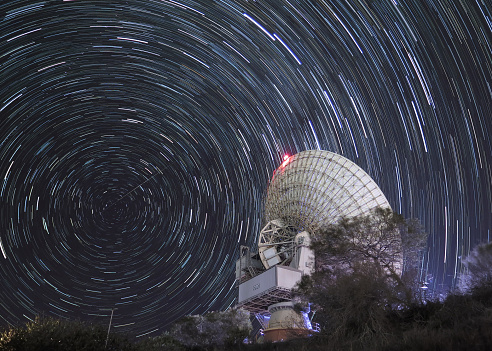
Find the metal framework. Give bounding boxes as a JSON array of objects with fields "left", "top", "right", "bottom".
[
  {"left": 237, "top": 246, "right": 264, "bottom": 284},
  {"left": 237, "top": 286, "right": 292, "bottom": 314},
  {"left": 264, "top": 150, "right": 391, "bottom": 233},
  {"left": 258, "top": 220, "right": 298, "bottom": 269}
]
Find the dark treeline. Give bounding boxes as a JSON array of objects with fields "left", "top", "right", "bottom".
[
  {"left": 1, "top": 286, "right": 492, "bottom": 351},
  {"left": 2, "top": 212, "right": 492, "bottom": 350}
]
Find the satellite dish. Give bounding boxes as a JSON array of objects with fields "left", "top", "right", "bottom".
[
  {"left": 258, "top": 150, "right": 391, "bottom": 270},
  {"left": 238, "top": 150, "right": 393, "bottom": 342}
]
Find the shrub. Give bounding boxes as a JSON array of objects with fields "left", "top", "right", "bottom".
[{"left": 0, "top": 316, "right": 137, "bottom": 351}]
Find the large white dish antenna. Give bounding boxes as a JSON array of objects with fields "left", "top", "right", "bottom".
[
  {"left": 265, "top": 150, "right": 391, "bottom": 231},
  {"left": 259, "top": 150, "right": 391, "bottom": 269}
]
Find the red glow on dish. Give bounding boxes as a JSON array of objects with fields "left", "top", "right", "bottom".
[{"left": 280, "top": 154, "right": 291, "bottom": 168}]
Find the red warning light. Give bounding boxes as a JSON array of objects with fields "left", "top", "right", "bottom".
[{"left": 280, "top": 154, "right": 291, "bottom": 168}]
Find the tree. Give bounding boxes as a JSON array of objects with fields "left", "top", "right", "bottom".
[
  {"left": 309, "top": 207, "right": 426, "bottom": 302},
  {"left": 169, "top": 308, "right": 252, "bottom": 349},
  {"left": 459, "top": 241, "right": 492, "bottom": 292},
  {"left": 294, "top": 208, "right": 427, "bottom": 345}
]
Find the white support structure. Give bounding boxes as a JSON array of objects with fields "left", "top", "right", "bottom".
[
  {"left": 237, "top": 265, "right": 302, "bottom": 313},
  {"left": 237, "top": 150, "right": 394, "bottom": 342},
  {"left": 292, "top": 231, "right": 314, "bottom": 276}
]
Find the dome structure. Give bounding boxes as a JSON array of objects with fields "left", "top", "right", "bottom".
[{"left": 264, "top": 150, "right": 391, "bottom": 232}]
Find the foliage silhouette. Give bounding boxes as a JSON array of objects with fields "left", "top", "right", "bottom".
[
  {"left": 294, "top": 208, "right": 427, "bottom": 342},
  {"left": 0, "top": 316, "right": 138, "bottom": 351},
  {"left": 460, "top": 242, "right": 492, "bottom": 293},
  {"left": 169, "top": 308, "right": 252, "bottom": 349}
]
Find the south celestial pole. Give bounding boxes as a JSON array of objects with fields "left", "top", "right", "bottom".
[{"left": 1, "top": 0, "right": 491, "bottom": 337}]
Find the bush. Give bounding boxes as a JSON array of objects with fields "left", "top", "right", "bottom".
[
  {"left": 169, "top": 308, "right": 252, "bottom": 349},
  {"left": 135, "top": 333, "right": 185, "bottom": 351},
  {"left": 460, "top": 242, "right": 492, "bottom": 292},
  {"left": 0, "top": 316, "right": 138, "bottom": 351}
]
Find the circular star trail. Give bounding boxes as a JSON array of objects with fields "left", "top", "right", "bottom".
[{"left": 1, "top": 0, "right": 492, "bottom": 336}]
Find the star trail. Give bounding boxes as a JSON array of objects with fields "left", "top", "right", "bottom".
[{"left": 1, "top": 0, "right": 492, "bottom": 337}]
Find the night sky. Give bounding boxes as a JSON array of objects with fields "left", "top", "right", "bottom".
[{"left": 1, "top": 0, "right": 492, "bottom": 338}]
